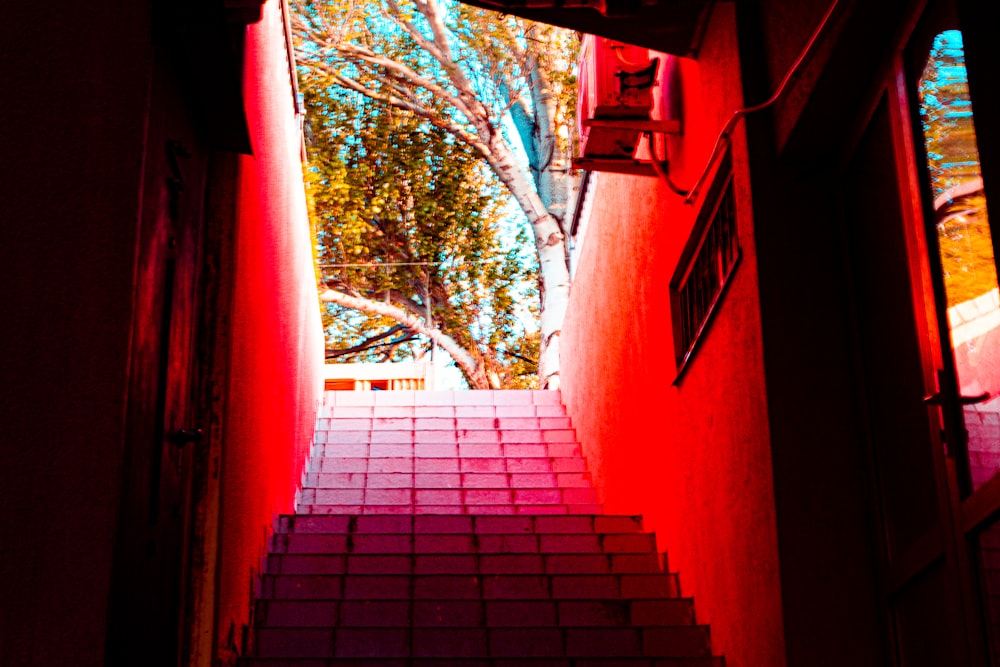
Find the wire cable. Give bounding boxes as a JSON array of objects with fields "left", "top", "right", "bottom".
[
  {"left": 682, "top": 0, "right": 843, "bottom": 205},
  {"left": 645, "top": 131, "right": 690, "bottom": 197}
]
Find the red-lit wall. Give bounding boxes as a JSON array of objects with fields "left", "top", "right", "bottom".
[
  {"left": 561, "top": 5, "right": 786, "bottom": 666},
  {"left": 215, "top": 0, "right": 324, "bottom": 657}
]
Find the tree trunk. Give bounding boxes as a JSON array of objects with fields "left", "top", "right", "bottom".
[{"left": 480, "top": 136, "right": 569, "bottom": 389}]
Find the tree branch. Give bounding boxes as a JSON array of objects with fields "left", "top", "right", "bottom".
[
  {"left": 320, "top": 287, "right": 491, "bottom": 389},
  {"left": 295, "top": 0, "right": 574, "bottom": 388},
  {"left": 297, "top": 57, "right": 491, "bottom": 155},
  {"left": 325, "top": 324, "right": 415, "bottom": 359},
  {"left": 505, "top": 351, "right": 538, "bottom": 366}
]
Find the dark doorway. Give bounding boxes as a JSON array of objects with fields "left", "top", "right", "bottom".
[
  {"left": 105, "top": 48, "right": 208, "bottom": 666},
  {"left": 842, "top": 1, "right": 1000, "bottom": 663}
]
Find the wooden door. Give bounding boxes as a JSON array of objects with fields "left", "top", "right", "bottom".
[
  {"left": 106, "top": 48, "right": 208, "bottom": 667},
  {"left": 842, "top": 0, "right": 999, "bottom": 663}
]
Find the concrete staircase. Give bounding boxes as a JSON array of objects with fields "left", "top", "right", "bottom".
[{"left": 240, "top": 390, "right": 724, "bottom": 665}]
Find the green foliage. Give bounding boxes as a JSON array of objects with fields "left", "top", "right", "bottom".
[
  {"left": 304, "top": 77, "right": 539, "bottom": 387},
  {"left": 500, "top": 328, "right": 540, "bottom": 390},
  {"left": 293, "top": 0, "right": 579, "bottom": 388},
  {"left": 294, "top": 0, "right": 577, "bottom": 145},
  {"left": 919, "top": 31, "right": 980, "bottom": 197},
  {"left": 917, "top": 30, "right": 998, "bottom": 307}
]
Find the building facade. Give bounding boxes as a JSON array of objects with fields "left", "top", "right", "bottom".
[{"left": 537, "top": 0, "right": 1000, "bottom": 664}]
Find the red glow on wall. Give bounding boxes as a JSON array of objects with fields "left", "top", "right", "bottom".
[
  {"left": 561, "top": 7, "right": 786, "bottom": 666},
  {"left": 214, "top": 1, "right": 324, "bottom": 658}
]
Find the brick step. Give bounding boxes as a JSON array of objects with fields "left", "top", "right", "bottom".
[
  {"left": 265, "top": 553, "right": 666, "bottom": 576},
  {"left": 322, "top": 405, "right": 569, "bottom": 419},
  {"left": 300, "top": 487, "right": 596, "bottom": 503},
  {"left": 314, "top": 430, "right": 578, "bottom": 444},
  {"left": 240, "top": 658, "right": 724, "bottom": 667},
  {"left": 277, "top": 515, "right": 645, "bottom": 534},
  {"left": 249, "top": 625, "right": 710, "bottom": 659},
  {"left": 318, "top": 417, "right": 574, "bottom": 430},
  {"left": 272, "top": 532, "right": 656, "bottom": 555},
  {"left": 254, "top": 598, "right": 696, "bottom": 628},
  {"left": 323, "top": 390, "right": 563, "bottom": 408},
  {"left": 259, "top": 573, "right": 680, "bottom": 601},
  {"left": 311, "top": 444, "right": 583, "bottom": 458},
  {"left": 300, "top": 504, "right": 606, "bottom": 516},
  {"left": 301, "top": 472, "right": 593, "bottom": 490},
  {"left": 308, "top": 456, "right": 589, "bottom": 474}
]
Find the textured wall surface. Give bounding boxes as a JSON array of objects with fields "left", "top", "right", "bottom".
[
  {"left": 216, "top": 0, "right": 325, "bottom": 657},
  {"left": 560, "top": 5, "right": 786, "bottom": 666}
]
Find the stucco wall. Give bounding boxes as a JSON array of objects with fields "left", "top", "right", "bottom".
[
  {"left": 215, "top": 0, "right": 325, "bottom": 658},
  {"left": 560, "top": 5, "right": 785, "bottom": 666}
]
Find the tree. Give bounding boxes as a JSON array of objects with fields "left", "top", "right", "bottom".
[
  {"left": 306, "top": 82, "right": 540, "bottom": 389},
  {"left": 292, "top": 0, "right": 578, "bottom": 388},
  {"left": 918, "top": 29, "right": 998, "bottom": 306}
]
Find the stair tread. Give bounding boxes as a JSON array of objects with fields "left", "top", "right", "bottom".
[
  {"left": 259, "top": 573, "right": 681, "bottom": 602},
  {"left": 317, "top": 418, "right": 574, "bottom": 429},
  {"left": 244, "top": 391, "right": 721, "bottom": 664},
  {"left": 307, "top": 458, "right": 589, "bottom": 473},
  {"left": 297, "top": 506, "right": 606, "bottom": 516},
  {"left": 266, "top": 553, "right": 665, "bottom": 570},
  {"left": 302, "top": 472, "right": 593, "bottom": 484},
  {"left": 240, "top": 659, "right": 724, "bottom": 666},
  {"left": 251, "top": 623, "right": 709, "bottom": 630},
  {"left": 248, "top": 625, "right": 713, "bottom": 659},
  {"left": 312, "top": 444, "right": 583, "bottom": 454},
  {"left": 249, "top": 627, "right": 712, "bottom": 659},
  {"left": 278, "top": 515, "right": 644, "bottom": 530},
  {"left": 274, "top": 534, "right": 657, "bottom": 551},
  {"left": 254, "top": 604, "right": 698, "bottom": 630},
  {"left": 322, "top": 406, "right": 571, "bottom": 418}
]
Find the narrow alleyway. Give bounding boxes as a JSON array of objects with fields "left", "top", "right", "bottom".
[{"left": 239, "top": 390, "right": 723, "bottom": 664}]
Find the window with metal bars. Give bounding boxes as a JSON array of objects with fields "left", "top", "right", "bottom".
[{"left": 670, "top": 164, "right": 740, "bottom": 379}]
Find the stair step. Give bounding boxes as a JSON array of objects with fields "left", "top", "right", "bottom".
[
  {"left": 299, "top": 486, "right": 596, "bottom": 500},
  {"left": 273, "top": 532, "right": 656, "bottom": 555},
  {"left": 265, "top": 553, "right": 666, "bottom": 575},
  {"left": 299, "top": 504, "right": 605, "bottom": 516},
  {"left": 324, "top": 390, "right": 563, "bottom": 408},
  {"left": 254, "top": 598, "right": 697, "bottom": 628},
  {"left": 277, "top": 515, "right": 645, "bottom": 534},
  {"left": 307, "top": 456, "right": 589, "bottom": 474},
  {"left": 312, "top": 443, "right": 584, "bottom": 458},
  {"left": 240, "top": 653, "right": 725, "bottom": 666},
  {"left": 314, "top": 430, "right": 578, "bottom": 445},
  {"left": 249, "top": 625, "right": 710, "bottom": 659},
  {"left": 323, "top": 405, "right": 570, "bottom": 419},
  {"left": 243, "top": 391, "right": 721, "bottom": 665},
  {"left": 301, "top": 472, "right": 593, "bottom": 489},
  {"left": 318, "top": 417, "right": 575, "bottom": 430},
  {"left": 259, "top": 573, "right": 680, "bottom": 601}
]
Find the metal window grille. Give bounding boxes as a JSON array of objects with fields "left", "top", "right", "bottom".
[{"left": 671, "top": 173, "right": 740, "bottom": 375}]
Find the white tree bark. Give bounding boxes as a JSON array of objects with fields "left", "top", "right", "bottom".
[{"left": 484, "top": 137, "right": 569, "bottom": 390}]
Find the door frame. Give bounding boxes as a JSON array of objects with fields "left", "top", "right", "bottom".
[
  {"left": 106, "top": 45, "right": 212, "bottom": 666},
  {"left": 838, "top": 0, "right": 1000, "bottom": 662}
]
